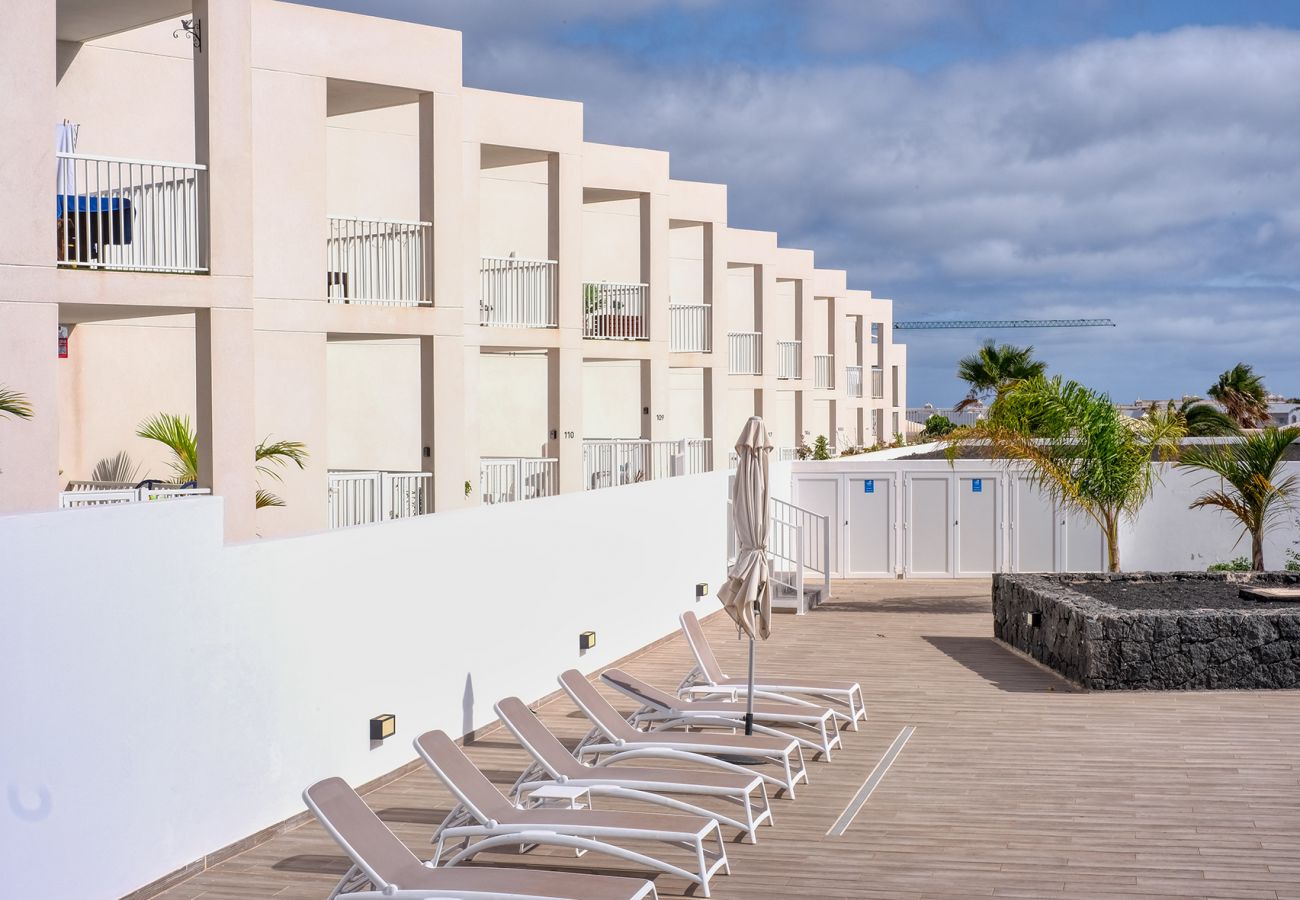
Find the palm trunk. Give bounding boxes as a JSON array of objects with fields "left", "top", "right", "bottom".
[
  {"left": 1104, "top": 511, "right": 1121, "bottom": 573},
  {"left": 1252, "top": 530, "right": 1265, "bottom": 571}
]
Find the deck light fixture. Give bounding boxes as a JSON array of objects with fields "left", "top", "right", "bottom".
[
  {"left": 369, "top": 714, "right": 396, "bottom": 741},
  {"left": 696, "top": 582, "right": 709, "bottom": 599},
  {"left": 579, "top": 631, "right": 597, "bottom": 651},
  {"left": 1026, "top": 611, "right": 1042, "bottom": 628}
]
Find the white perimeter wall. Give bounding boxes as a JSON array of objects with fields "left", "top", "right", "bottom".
[{"left": 0, "top": 469, "right": 742, "bottom": 898}]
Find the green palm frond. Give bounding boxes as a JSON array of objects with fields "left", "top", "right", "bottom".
[
  {"left": 255, "top": 488, "right": 286, "bottom": 509},
  {"left": 955, "top": 341, "right": 1047, "bottom": 406},
  {"left": 136, "top": 413, "right": 199, "bottom": 483},
  {"left": 254, "top": 438, "right": 309, "bottom": 482},
  {"left": 1207, "top": 363, "right": 1269, "bottom": 429},
  {"left": 0, "top": 386, "right": 33, "bottom": 420},
  {"left": 1178, "top": 399, "right": 1240, "bottom": 437}
]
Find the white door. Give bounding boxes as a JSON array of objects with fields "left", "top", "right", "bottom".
[
  {"left": 795, "top": 476, "right": 841, "bottom": 576},
  {"left": 905, "top": 474, "right": 953, "bottom": 577},
  {"left": 845, "top": 474, "right": 896, "bottom": 577},
  {"left": 955, "top": 473, "right": 1000, "bottom": 576},
  {"left": 1011, "top": 477, "right": 1057, "bottom": 572}
]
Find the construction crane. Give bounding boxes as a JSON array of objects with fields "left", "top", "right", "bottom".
[{"left": 893, "top": 318, "right": 1115, "bottom": 330}]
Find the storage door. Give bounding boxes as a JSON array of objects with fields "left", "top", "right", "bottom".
[
  {"left": 846, "top": 475, "right": 895, "bottom": 577},
  {"left": 1064, "top": 510, "right": 1106, "bottom": 572},
  {"left": 1011, "top": 477, "right": 1057, "bottom": 572},
  {"left": 956, "top": 473, "right": 1000, "bottom": 576},
  {"left": 904, "top": 474, "right": 953, "bottom": 577},
  {"left": 794, "top": 476, "right": 842, "bottom": 576}
]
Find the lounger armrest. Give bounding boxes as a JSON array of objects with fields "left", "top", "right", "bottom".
[{"left": 679, "top": 685, "right": 739, "bottom": 701}]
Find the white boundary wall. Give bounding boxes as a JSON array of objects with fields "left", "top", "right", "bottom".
[
  {"left": 792, "top": 458, "right": 1300, "bottom": 576},
  {"left": 0, "top": 465, "right": 790, "bottom": 898}
]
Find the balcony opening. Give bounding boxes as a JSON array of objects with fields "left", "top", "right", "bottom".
[
  {"left": 325, "top": 335, "right": 430, "bottom": 526},
  {"left": 477, "top": 349, "right": 557, "bottom": 504},
  {"left": 54, "top": 8, "right": 205, "bottom": 273},
  {"left": 480, "top": 145, "right": 556, "bottom": 328},
  {"left": 775, "top": 278, "right": 801, "bottom": 381},
  {"left": 669, "top": 220, "right": 711, "bottom": 352},
  {"left": 726, "top": 264, "right": 761, "bottom": 374},
  {"left": 325, "top": 81, "right": 429, "bottom": 307},
  {"left": 582, "top": 188, "right": 648, "bottom": 340}
]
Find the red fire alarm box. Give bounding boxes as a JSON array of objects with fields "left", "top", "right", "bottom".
[{"left": 57, "top": 325, "right": 70, "bottom": 359}]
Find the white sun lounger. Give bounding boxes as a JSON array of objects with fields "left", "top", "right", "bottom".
[
  {"left": 303, "top": 776, "right": 658, "bottom": 900},
  {"left": 601, "top": 667, "right": 842, "bottom": 760},
  {"left": 495, "top": 696, "right": 774, "bottom": 843},
  {"left": 678, "top": 610, "right": 867, "bottom": 731},
  {"left": 558, "top": 669, "right": 808, "bottom": 798},
  {"left": 414, "top": 730, "right": 730, "bottom": 898}
]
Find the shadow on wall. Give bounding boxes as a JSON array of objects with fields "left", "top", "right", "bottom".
[
  {"left": 462, "top": 672, "right": 475, "bottom": 737},
  {"left": 922, "top": 635, "right": 1078, "bottom": 694}
]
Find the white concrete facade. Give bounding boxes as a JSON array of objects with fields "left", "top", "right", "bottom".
[{"left": 0, "top": 1, "right": 907, "bottom": 539}]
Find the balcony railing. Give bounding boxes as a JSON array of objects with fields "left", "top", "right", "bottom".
[
  {"left": 56, "top": 152, "right": 206, "bottom": 273},
  {"left": 871, "top": 366, "right": 885, "bottom": 399},
  {"left": 845, "top": 365, "right": 863, "bottom": 398},
  {"left": 814, "top": 354, "right": 834, "bottom": 389},
  {"left": 728, "top": 332, "right": 762, "bottom": 375},
  {"left": 327, "top": 470, "right": 431, "bottom": 528},
  {"left": 480, "top": 256, "right": 558, "bottom": 327},
  {"left": 584, "top": 282, "right": 649, "bottom": 340},
  {"left": 583, "top": 438, "right": 711, "bottom": 490},
  {"left": 59, "top": 481, "right": 210, "bottom": 508},
  {"left": 326, "top": 216, "right": 431, "bottom": 306},
  {"left": 479, "top": 457, "right": 559, "bottom": 505},
  {"left": 669, "top": 304, "right": 711, "bottom": 352},
  {"left": 777, "top": 341, "right": 802, "bottom": 380}
]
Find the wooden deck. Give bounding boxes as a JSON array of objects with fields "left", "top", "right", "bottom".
[{"left": 150, "top": 580, "right": 1300, "bottom": 900}]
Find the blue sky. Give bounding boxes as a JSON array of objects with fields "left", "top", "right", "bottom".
[{"left": 307, "top": 0, "right": 1300, "bottom": 406}]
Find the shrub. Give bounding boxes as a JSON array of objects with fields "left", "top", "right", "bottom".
[{"left": 1207, "top": 557, "right": 1251, "bottom": 572}]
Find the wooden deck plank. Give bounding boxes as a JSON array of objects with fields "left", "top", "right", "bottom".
[{"left": 145, "top": 579, "right": 1300, "bottom": 900}]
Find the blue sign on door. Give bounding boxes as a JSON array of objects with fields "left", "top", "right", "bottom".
[
  {"left": 863, "top": 479, "right": 875, "bottom": 493},
  {"left": 972, "top": 478, "right": 983, "bottom": 493}
]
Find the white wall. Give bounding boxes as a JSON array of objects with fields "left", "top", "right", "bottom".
[
  {"left": 726, "top": 265, "right": 757, "bottom": 332},
  {"left": 480, "top": 158, "right": 549, "bottom": 260},
  {"left": 479, "top": 352, "right": 549, "bottom": 457},
  {"left": 669, "top": 367, "right": 705, "bottom": 438},
  {"left": 583, "top": 359, "right": 641, "bottom": 437},
  {"left": 325, "top": 339, "right": 422, "bottom": 471},
  {"left": 0, "top": 471, "right": 733, "bottom": 898},
  {"left": 582, "top": 195, "right": 641, "bottom": 285},
  {"left": 326, "top": 103, "right": 420, "bottom": 222},
  {"left": 668, "top": 222, "right": 705, "bottom": 305}
]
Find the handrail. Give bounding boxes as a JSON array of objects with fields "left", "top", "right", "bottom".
[{"left": 57, "top": 151, "right": 206, "bottom": 170}]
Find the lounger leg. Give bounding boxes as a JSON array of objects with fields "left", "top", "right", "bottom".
[{"left": 695, "top": 837, "right": 711, "bottom": 897}]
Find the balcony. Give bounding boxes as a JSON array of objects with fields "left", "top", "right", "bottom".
[
  {"left": 327, "top": 470, "right": 431, "bottom": 528},
  {"left": 480, "top": 256, "right": 558, "bottom": 328},
  {"left": 814, "top": 354, "right": 834, "bottom": 389},
  {"left": 871, "top": 366, "right": 885, "bottom": 399},
  {"left": 59, "top": 481, "right": 210, "bottom": 508},
  {"left": 583, "top": 282, "right": 649, "bottom": 340},
  {"left": 56, "top": 152, "right": 206, "bottom": 274},
  {"left": 583, "top": 438, "right": 711, "bottom": 489},
  {"left": 326, "top": 217, "right": 431, "bottom": 306},
  {"left": 669, "top": 304, "right": 711, "bottom": 352},
  {"left": 777, "top": 340, "right": 802, "bottom": 380},
  {"left": 728, "top": 332, "right": 762, "bottom": 375},
  {"left": 845, "top": 365, "right": 863, "bottom": 398},
  {"left": 479, "top": 457, "right": 559, "bottom": 504}
]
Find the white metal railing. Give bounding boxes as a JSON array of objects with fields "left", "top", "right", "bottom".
[
  {"left": 584, "top": 282, "right": 649, "bottom": 340},
  {"left": 480, "top": 256, "right": 558, "bottom": 327},
  {"left": 59, "top": 481, "right": 210, "bottom": 508},
  {"left": 814, "top": 354, "right": 834, "bottom": 389},
  {"left": 776, "top": 341, "right": 802, "bottom": 380},
  {"left": 669, "top": 304, "right": 711, "bottom": 352},
  {"left": 582, "top": 438, "right": 711, "bottom": 490},
  {"left": 770, "top": 497, "right": 832, "bottom": 611},
  {"left": 776, "top": 447, "right": 799, "bottom": 462},
  {"left": 871, "top": 367, "right": 885, "bottom": 399},
  {"left": 906, "top": 407, "right": 987, "bottom": 428},
  {"left": 327, "top": 216, "right": 431, "bottom": 306},
  {"left": 728, "top": 332, "right": 762, "bottom": 375},
  {"left": 846, "top": 365, "right": 863, "bottom": 398},
  {"left": 56, "top": 152, "right": 206, "bottom": 273},
  {"left": 327, "top": 470, "right": 432, "bottom": 528},
  {"left": 479, "top": 457, "right": 559, "bottom": 505}
]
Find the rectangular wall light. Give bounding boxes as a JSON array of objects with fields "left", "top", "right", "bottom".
[
  {"left": 579, "top": 631, "right": 596, "bottom": 651},
  {"left": 370, "top": 714, "right": 396, "bottom": 741}
]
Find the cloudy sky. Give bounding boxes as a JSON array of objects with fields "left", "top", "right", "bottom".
[{"left": 307, "top": 0, "right": 1300, "bottom": 406}]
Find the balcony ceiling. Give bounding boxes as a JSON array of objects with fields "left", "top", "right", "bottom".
[
  {"left": 57, "top": 0, "right": 191, "bottom": 43},
  {"left": 327, "top": 79, "right": 424, "bottom": 117}
]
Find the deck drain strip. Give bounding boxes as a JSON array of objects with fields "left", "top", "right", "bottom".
[{"left": 826, "top": 725, "right": 915, "bottom": 837}]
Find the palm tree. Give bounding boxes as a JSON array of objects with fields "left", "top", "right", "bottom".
[
  {"left": 1176, "top": 398, "right": 1240, "bottom": 437},
  {"left": 1176, "top": 426, "right": 1300, "bottom": 571},
  {"left": 137, "top": 413, "right": 308, "bottom": 509},
  {"left": 955, "top": 342, "right": 1046, "bottom": 411},
  {"left": 1208, "top": 363, "right": 1269, "bottom": 429},
  {"left": 945, "top": 375, "right": 1185, "bottom": 572},
  {"left": 0, "top": 385, "right": 33, "bottom": 420}
]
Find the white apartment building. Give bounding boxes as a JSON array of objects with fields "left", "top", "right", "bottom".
[{"left": 0, "top": 0, "right": 907, "bottom": 541}]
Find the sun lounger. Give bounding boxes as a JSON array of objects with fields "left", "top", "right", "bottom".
[
  {"left": 601, "top": 667, "right": 842, "bottom": 759},
  {"left": 494, "top": 696, "right": 774, "bottom": 843},
  {"left": 678, "top": 610, "right": 867, "bottom": 731},
  {"left": 303, "top": 776, "right": 658, "bottom": 900},
  {"left": 414, "top": 730, "right": 729, "bottom": 898},
  {"left": 558, "top": 669, "right": 808, "bottom": 798}
]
